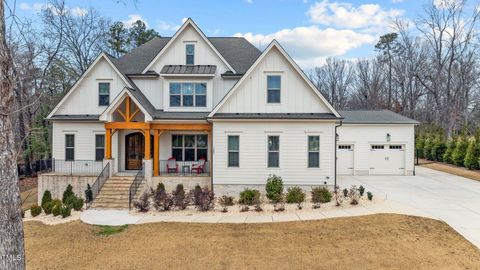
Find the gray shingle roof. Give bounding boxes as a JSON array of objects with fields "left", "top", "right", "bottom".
[
  {"left": 211, "top": 113, "right": 339, "bottom": 120},
  {"left": 48, "top": 114, "right": 100, "bottom": 121},
  {"left": 152, "top": 111, "right": 209, "bottom": 120},
  {"left": 339, "top": 110, "right": 419, "bottom": 124},
  {"left": 160, "top": 65, "right": 216, "bottom": 75}
]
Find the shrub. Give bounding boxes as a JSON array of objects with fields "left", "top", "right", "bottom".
[
  {"left": 64, "top": 194, "right": 77, "bottom": 209},
  {"left": 367, "top": 191, "right": 373, "bottom": 201},
  {"left": 265, "top": 174, "right": 284, "bottom": 203},
  {"left": 443, "top": 137, "right": 456, "bottom": 164},
  {"left": 286, "top": 187, "right": 306, "bottom": 209},
  {"left": 452, "top": 136, "right": 468, "bottom": 166},
  {"left": 342, "top": 188, "right": 348, "bottom": 197},
  {"left": 72, "top": 197, "right": 84, "bottom": 211},
  {"left": 311, "top": 187, "right": 332, "bottom": 208},
  {"left": 191, "top": 187, "right": 215, "bottom": 211},
  {"left": 218, "top": 196, "right": 235, "bottom": 212},
  {"left": 134, "top": 191, "right": 151, "bottom": 212},
  {"left": 416, "top": 134, "right": 425, "bottom": 158},
  {"left": 51, "top": 199, "right": 62, "bottom": 217},
  {"left": 60, "top": 205, "right": 72, "bottom": 218},
  {"left": 30, "top": 204, "right": 42, "bottom": 217},
  {"left": 157, "top": 182, "right": 165, "bottom": 191},
  {"left": 334, "top": 187, "right": 343, "bottom": 206},
  {"left": 42, "top": 201, "right": 54, "bottom": 215},
  {"left": 253, "top": 193, "right": 263, "bottom": 212},
  {"left": 358, "top": 185, "right": 365, "bottom": 197},
  {"left": 172, "top": 184, "right": 189, "bottom": 210},
  {"left": 238, "top": 189, "right": 260, "bottom": 206},
  {"left": 431, "top": 136, "right": 446, "bottom": 161},
  {"left": 85, "top": 184, "right": 93, "bottom": 203},
  {"left": 41, "top": 190, "right": 52, "bottom": 208},
  {"left": 348, "top": 185, "right": 360, "bottom": 205},
  {"left": 423, "top": 137, "right": 433, "bottom": 160},
  {"left": 62, "top": 184, "right": 75, "bottom": 204},
  {"left": 464, "top": 138, "right": 480, "bottom": 170},
  {"left": 152, "top": 188, "right": 173, "bottom": 211}
]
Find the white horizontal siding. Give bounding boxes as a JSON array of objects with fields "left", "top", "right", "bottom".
[
  {"left": 52, "top": 122, "right": 105, "bottom": 161},
  {"left": 212, "top": 121, "right": 335, "bottom": 186},
  {"left": 337, "top": 124, "right": 415, "bottom": 174}
]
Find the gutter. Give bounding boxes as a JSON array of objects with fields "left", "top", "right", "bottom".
[
  {"left": 206, "top": 118, "right": 214, "bottom": 193},
  {"left": 334, "top": 120, "right": 343, "bottom": 189}
]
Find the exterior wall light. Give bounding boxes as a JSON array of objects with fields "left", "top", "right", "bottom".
[
  {"left": 387, "top": 133, "right": 391, "bottom": 142},
  {"left": 336, "top": 133, "right": 339, "bottom": 141}
]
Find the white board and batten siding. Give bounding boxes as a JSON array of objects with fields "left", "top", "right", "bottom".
[
  {"left": 212, "top": 122, "right": 336, "bottom": 186},
  {"left": 336, "top": 124, "right": 415, "bottom": 176}
]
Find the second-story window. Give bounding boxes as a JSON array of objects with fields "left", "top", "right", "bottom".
[
  {"left": 98, "top": 82, "right": 110, "bottom": 106},
  {"left": 170, "top": 83, "right": 206, "bottom": 107},
  {"left": 267, "top": 75, "right": 281, "bottom": 103},
  {"left": 186, "top": 44, "right": 195, "bottom": 65}
]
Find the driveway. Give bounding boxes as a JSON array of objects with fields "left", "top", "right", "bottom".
[{"left": 339, "top": 166, "right": 480, "bottom": 248}]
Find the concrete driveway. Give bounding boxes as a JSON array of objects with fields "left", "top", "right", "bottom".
[{"left": 339, "top": 166, "right": 480, "bottom": 248}]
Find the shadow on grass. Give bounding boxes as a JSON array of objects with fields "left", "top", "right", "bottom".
[{"left": 96, "top": 225, "right": 128, "bottom": 236}]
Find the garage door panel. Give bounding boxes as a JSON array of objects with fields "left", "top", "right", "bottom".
[
  {"left": 369, "top": 144, "right": 405, "bottom": 175},
  {"left": 337, "top": 144, "right": 354, "bottom": 175}
]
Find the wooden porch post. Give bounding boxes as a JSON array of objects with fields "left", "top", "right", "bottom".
[
  {"left": 105, "top": 128, "right": 112, "bottom": 159},
  {"left": 153, "top": 129, "right": 159, "bottom": 176},
  {"left": 144, "top": 129, "right": 151, "bottom": 160},
  {"left": 208, "top": 130, "right": 212, "bottom": 174}
]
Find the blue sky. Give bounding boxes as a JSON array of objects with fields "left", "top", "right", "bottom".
[{"left": 13, "top": 0, "right": 427, "bottom": 68}]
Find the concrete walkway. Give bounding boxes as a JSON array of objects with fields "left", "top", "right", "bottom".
[{"left": 80, "top": 166, "right": 480, "bottom": 248}]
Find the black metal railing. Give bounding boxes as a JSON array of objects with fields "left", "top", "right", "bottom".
[
  {"left": 129, "top": 164, "right": 145, "bottom": 210},
  {"left": 53, "top": 159, "right": 103, "bottom": 175},
  {"left": 18, "top": 159, "right": 53, "bottom": 177},
  {"left": 159, "top": 160, "right": 210, "bottom": 176},
  {"left": 90, "top": 163, "right": 110, "bottom": 205}
]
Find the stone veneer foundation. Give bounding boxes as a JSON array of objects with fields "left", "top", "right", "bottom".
[{"left": 38, "top": 173, "right": 97, "bottom": 204}]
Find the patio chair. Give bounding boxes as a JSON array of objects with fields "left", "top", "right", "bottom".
[
  {"left": 191, "top": 158, "right": 206, "bottom": 174},
  {"left": 166, "top": 157, "right": 178, "bottom": 173}
]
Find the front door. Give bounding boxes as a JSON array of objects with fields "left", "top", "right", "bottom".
[{"left": 125, "top": 132, "right": 144, "bottom": 170}]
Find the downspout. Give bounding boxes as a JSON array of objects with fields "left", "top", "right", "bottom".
[
  {"left": 334, "top": 120, "right": 343, "bottom": 189},
  {"left": 207, "top": 119, "right": 214, "bottom": 193}
]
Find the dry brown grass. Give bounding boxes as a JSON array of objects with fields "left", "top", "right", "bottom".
[
  {"left": 24, "top": 214, "right": 480, "bottom": 270},
  {"left": 419, "top": 159, "right": 480, "bottom": 181},
  {"left": 21, "top": 187, "right": 38, "bottom": 210}
]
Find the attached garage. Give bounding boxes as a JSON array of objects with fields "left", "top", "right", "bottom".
[{"left": 336, "top": 110, "right": 419, "bottom": 176}]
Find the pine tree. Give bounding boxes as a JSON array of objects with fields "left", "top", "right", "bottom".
[
  {"left": 452, "top": 136, "right": 469, "bottom": 167},
  {"left": 416, "top": 134, "right": 425, "bottom": 159},
  {"left": 431, "top": 136, "right": 446, "bottom": 161},
  {"left": 423, "top": 136, "right": 433, "bottom": 160},
  {"left": 443, "top": 137, "right": 456, "bottom": 163},
  {"left": 464, "top": 138, "right": 480, "bottom": 170}
]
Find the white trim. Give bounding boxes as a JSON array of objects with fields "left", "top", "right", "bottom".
[
  {"left": 209, "top": 40, "right": 341, "bottom": 118},
  {"left": 160, "top": 73, "right": 215, "bottom": 78},
  {"left": 141, "top": 18, "right": 236, "bottom": 74},
  {"left": 226, "top": 134, "right": 240, "bottom": 168},
  {"left": 98, "top": 88, "right": 153, "bottom": 122},
  {"left": 266, "top": 134, "right": 280, "bottom": 169},
  {"left": 47, "top": 53, "right": 132, "bottom": 119}
]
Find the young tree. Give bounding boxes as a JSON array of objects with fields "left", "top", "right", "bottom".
[
  {"left": 423, "top": 136, "right": 433, "bottom": 160},
  {"left": 128, "top": 20, "right": 159, "bottom": 48},
  {"left": 452, "top": 136, "right": 469, "bottom": 167},
  {"left": 431, "top": 136, "right": 446, "bottom": 161},
  {"left": 443, "top": 137, "right": 456, "bottom": 164},
  {"left": 416, "top": 134, "right": 425, "bottom": 158},
  {"left": 0, "top": 1, "right": 25, "bottom": 269},
  {"left": 375, "top": 32, "right": 399, "bottom": 110},
  {"left": 464, "top": 138, "right": 480, "bottom": 170},
  {"left": 107, "top": 21, "right": 129, "bottom": 57}
]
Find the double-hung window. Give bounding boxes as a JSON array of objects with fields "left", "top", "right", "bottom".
[
  {"left": 98, "top": 82, "right": 110, "bottom": 106},
  {"left": 267, "top": 135, "right": 280, "bottom": 168},
  {"left": 65, "top": 134, "right": 75, "bottom": 161},
  {"left": 267, "top": 75, "right": 281, "bottom": 103},
  {"left": 172, "top": 134, "right": 208, "bottom": 161},
  {"left": 308, "top": 136, "right": 320, "bottom": 168},
  {"left": 228, "top": 135, "right": 240, "bottom": 167},
  {"left": 95, "top": 134, "right": 105, "bottom": 161},
  {"left": 186, "top": 44, "right": 195, "bottom": 65},
  {"left": 169, "top": 83, "right": 207, "bottom": 107}
]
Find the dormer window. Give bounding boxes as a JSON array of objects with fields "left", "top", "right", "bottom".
[
  {"left": 186, "top": 44, "right": 195, "bottom": 65},
  {"left": 267, "top": 75, "right": 281, "bottom": 103},
  {"left": 170, "top": 82, "right": 206, "bottom": 107}
]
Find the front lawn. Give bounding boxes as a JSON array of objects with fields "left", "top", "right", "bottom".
[{"left": 24, "top": 214, "right": 480, "bottom": 269}]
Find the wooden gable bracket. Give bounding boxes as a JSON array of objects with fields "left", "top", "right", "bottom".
[{"left": 115, "top": 96, "right": 141, "bottom": 122}]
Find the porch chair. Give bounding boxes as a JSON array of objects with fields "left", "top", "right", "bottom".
[
  {"left": 166, "top": 157, "right": 178, "bottom": 173},
  {"left": 191, "top": 158, "right": 206, "bottom": 174}
]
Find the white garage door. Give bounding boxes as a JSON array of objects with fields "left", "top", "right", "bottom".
[
  {"left": 337, "top": 144, "right": 354, "bottom": 175},
  {"left": 369, "top": 144, "right": 405, "bottom": 175}
]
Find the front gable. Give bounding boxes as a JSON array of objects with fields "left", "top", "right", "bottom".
[
  {"left": 99, "top": 88, "right": 153, "bottom": 122},
  {"left": 210, "top": 41, "right": 341, "bottom": 117},
  {"left": 48, "top": 54, "right": 131, "bottom": 117}
]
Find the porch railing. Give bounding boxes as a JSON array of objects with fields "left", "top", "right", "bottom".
[
  {"left": 89, "top": 163, "right": 110, "bottom": 207},
  {"left": 129, "top": 164, "right": 145, "bottom": 210},
  {"left": 53, "top": 159, "right": 103, "bottom": 175},
  {"left": 158, "top": 160, "right": 210, "bottom": 176}
]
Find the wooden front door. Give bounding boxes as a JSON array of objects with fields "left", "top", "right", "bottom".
[{"left": 125, "top": 132, "right": 144, "bottom": 170}]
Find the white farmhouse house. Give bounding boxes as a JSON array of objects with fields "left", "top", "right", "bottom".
[{"left": 42, "top": 18, "right": 418, "bottom": 208}]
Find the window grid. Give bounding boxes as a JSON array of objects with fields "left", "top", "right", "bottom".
[
  {"left": 389, "top": 145, "right": 403, "bottom": 149},
  {"left": 267, "top": 135, "right": 280, "bottom": 168},
  {"left": 65, "top": 134, "right": 75, "bottom": 161},
  {"left": 170, "top": 83, "right": 207, "bottom": 107},
  {"left": 308, "top": 136, "right": 320, "bottom": 168},
  {"left": 267, "top": 75, "right": 281, "bottom": 103},
  {"left": 338, "top": 145, "right": 352, "bottom": 150},
  {"left": 95, "top": 134, "right": 105, "bottom": 161},
  {"left": 186, "top": 44, "right": 195, "bottom": 65},
  {"left": 98, "top": 83, "right": 110, "bottom": 106},
  {"left": 172, "top": 134, "right": 208, "bottom": 161},
  {"left": 228, "top": 135, "right": 240, "bottom": 167},
  {"left": 371, "top": 145, "right": 384, "bottom": 150}
]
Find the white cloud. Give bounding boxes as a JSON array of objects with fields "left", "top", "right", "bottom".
[
  {"left": 246, "top": 0, "right": 253, "bottom": 3},
  {"left": 235, "top": 25, "right": 375, "bottom": 68},
  {"left": 392, "top": 0, "right": 404, "bottom": 3},
  {"left": 70, "top": 6, "right": 87, "bottom": 17},
  {"left": 19, "top": 3, "right": 30, "bottom": 10},
  {"left": 20, "top": 2, "right": 87, "bottom": 16},
  {"left": 157, "top": 21, "right": 180, "bottom": 32},
  {"left": 307, "top": 0, "right": 404, "bottom": 30},
  {"left": 123, "top": 14, "right": 147, "bottom": 28}
]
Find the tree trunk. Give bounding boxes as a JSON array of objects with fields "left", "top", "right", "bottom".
[{"left": 0, "top": 0, "right": 26, "bottom": 268}]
